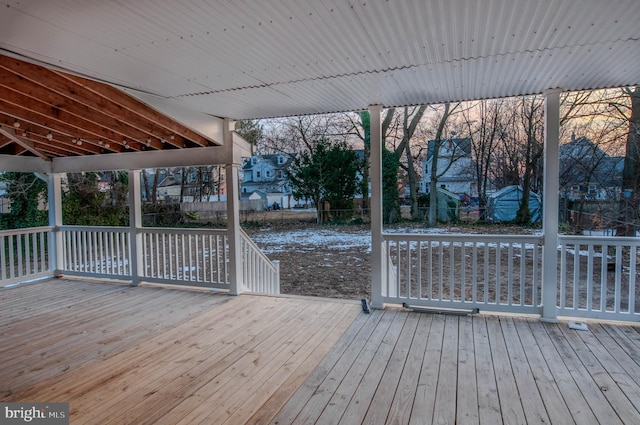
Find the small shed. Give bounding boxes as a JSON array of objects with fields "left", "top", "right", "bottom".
[
  {"left": 421, "top": 188, "right": 460, "bottom": 223},
  {"left": 487, "top": 185, "right": 542, "bottom": 223}
]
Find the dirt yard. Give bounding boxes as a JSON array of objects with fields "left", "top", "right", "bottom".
[
  {"left": 244, "top": 222, "right": 372, "bottom": 300},
  {"left": 243, "top": 215, "right": 537, "bottom": 301}
]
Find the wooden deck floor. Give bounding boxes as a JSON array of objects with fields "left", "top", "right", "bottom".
[{"left": 2, "top": 279, "right": 640, "bottom": 424}]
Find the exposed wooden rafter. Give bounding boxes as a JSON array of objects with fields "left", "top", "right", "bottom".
[
  {"left": 0, "top": 127, "right": 49, "bottom": 160},
  {"left": 0, "top": 54, "right": 219, "bottom": 160}
]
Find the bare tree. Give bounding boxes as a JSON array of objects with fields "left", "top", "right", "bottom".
[
  {"left": 397, "top": 106, "right": 427, "bottom": 220},
  {"left": 618, "top": 86, "right": 640, "bottom": 235},
  {"left": 463, "top": 99, "right": 505, "bottom": 221},
  {"left": 423, "top": 102, "right": 463, "bottom": 226}
]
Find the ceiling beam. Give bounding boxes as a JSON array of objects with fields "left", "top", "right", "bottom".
[
  {"left": 0, "top": 87, "right": 135, "bottom": 151},
  {"left": 0, "top": 67, "right": 165, "bottom": 150},
  {"left": 0, "top": 56, "right": 201, "bottom": 146},
  {"left": 51, "top": 146, "right": 230, "bottom": 173},
  {"left": 0, "top": 108, "right": 116, "bottom": 155},
  {"left": 0, "top": 154, "right": 51, "bottom": 173},
  {"left": 0, "top": 127, "right": 49, "bottom": 160},
  {"left": 0, "top": 118, "right": 104, "bottom": 155},
  {"left": 53, "top": 71, "right": 217, "bottom": 147}
]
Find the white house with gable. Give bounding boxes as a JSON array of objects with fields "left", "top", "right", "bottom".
[
  {"left": 421, "top": 137, "right": 477, "bottom": 199},
  {"left": 241, "top": 154, "right": 296, "bottom": 208}
]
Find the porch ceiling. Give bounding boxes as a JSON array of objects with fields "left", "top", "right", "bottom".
[
  {"left": 0, "top": 55, "right": 222, "bottom": 161},
  {"left": 0, "top": 0, "right": 639, "bottom": 160}
]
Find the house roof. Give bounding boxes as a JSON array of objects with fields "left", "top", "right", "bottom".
[
  {"left": 0, "top": 0, "right": 638, "bottom": 163},
  {"left": 425, "top": 138, "right": 472, "bottom": 161},
  {"left": 559, "top": 136, "right": 624, "bottom": 187},
  {"left": 242, "top": 154, "right": 295, "bottom": 171}
]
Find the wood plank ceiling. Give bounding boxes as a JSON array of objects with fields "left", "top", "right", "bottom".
[{"left": 0, "top": 54, "right": 217, "bottom": 160}]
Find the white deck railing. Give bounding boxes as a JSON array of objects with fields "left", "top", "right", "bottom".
[
  {"left": 5, "top": 225, "right": 637, "bottom": 321},
  {"left": 60, "top": 226, "right": 131, "bottom": 279},
  {"left": 383, "top": 233, "right": 543, "bottom": 314},
  {"left": 0, "top": 226, "right": 52, "bottom": 286},
  {"left": 240, "top": 228, "right": 280, "bottom": 294},
  {"left": 52, "top": 225, "right": 279, "bottom": 294},
  {"left": 141, "top": 227, "right": 230, "bottom": 289},
  {"left": 382, "top": 232, "right": 640, "bottom": 322},
  {"left": 557, "top": 235, "right": 639, "bottom": 321}
]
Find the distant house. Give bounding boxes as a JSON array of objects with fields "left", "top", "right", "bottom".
[
  {"left": 421, "top": 138, "right": 477, "bottom": 198},
  {"left": 559, "top": 135, "right": 623, "bottom": 201},
  {"left": 241, "top": 154, "right": 296, "bottom": 208},
  {"left": 148, "top": 168, "right": 226, "bottom": 203}
]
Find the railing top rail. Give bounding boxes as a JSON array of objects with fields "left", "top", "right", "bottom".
[
  {"left": 0, "top": 226, "right": 54, "bottom": 236},
  {"left": 558, "top": 234, "right": 640, "bottom": 245},
  {"left": 57, "top": 225, "right": 228, "bottom": 236},
  {"left": 142, "top": 227, "right": 228, "bottom": 236},
  {"left": 59, "top": 225, "right": 128, "bottom": 232},
  {"left": 383, "top": 232, "right": 543, "bottom": 243},
  {"left": 240, "top": 228, "right": 275, "bottom": 264}
]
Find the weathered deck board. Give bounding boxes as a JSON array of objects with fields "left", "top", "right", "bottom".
[
  {"left": 3, "top": 278, "right": 640, "bottom": 424},
  {"left": 0, "top": 279, "right": 360, "bottom": 425},
  {"left": 269, "top": 309, "right": 640, "bottom": 425}
]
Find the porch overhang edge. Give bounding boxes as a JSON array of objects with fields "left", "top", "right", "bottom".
[
  {"left": 0, "top": 154, "right": 51, "bottom": 173},
  {"left": 48, "top": 146, "right": 229, "bottom": 173}
]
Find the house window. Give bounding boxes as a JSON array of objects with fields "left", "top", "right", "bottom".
[
  {"left": 278, "top": 155, "right": 285, "bottom": 165},
  {"left": 256, "top": 171, "right": 261, "bottom": 178},
  {"left": 266, "top": 171, "right": 272, "bottom": 178}
]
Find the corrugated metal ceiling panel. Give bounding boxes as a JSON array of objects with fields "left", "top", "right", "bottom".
[{"left": 0, "top": 0, "right": 638, "bottom": 120}]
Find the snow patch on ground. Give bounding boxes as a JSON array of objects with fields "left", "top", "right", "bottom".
[
  {"left": 251, "top": 226, "right": 455, "bottom": 254},
  {"left": 252, "top": 228, "right": 372, "bottom": 253}
]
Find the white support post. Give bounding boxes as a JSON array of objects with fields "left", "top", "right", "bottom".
[
  {"left": 541, "top": 89, "right": 561, "bottom": 323},
  {"left": 224, "top": 119, "right": 243, "bottom": 295},
  {"left": 48, "top": 173, "right": 63, "bottom": 276},
  {"left": 128, "top": 170, "right": 143, "bottom": 286},
  {"left": 370, "top": 105, "right": 384, "bottom": 309}
]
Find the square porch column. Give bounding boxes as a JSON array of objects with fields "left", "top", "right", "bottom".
[
  {"left": 47, "top": 173, "right": 63, "bottom": 276},
  {"left": 224, "top": 119, "right": 243, "bottom": 295},
  {"left": 541, "top": 89, "right": 561, "bottom": 323},
  {"left": 369, "top": 105, "right": 384, "bottom": 309},
  {"left": 128, "top": 169, "right": 143, "bottom": 286}
]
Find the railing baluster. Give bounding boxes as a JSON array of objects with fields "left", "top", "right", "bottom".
[
  {"left": 461, "top": 242, "right": 466, "bottom": 302},
  {"left": 416, "top": 240, "right": 422, "bottom": 300},
  {"left": 483, "top": 242, "right": 489, "bottom": 304},
  {"left": 1, "top": 235, "right": 6, "bottom": 281},
  {"left": 114, "top": 231, "right": 121, "bottom": 275},
  {"left": 404, "top": 240, "right": 410, "bottom": 299},
  {"left": 519, "top": 243, "right": 526, "bottom": 306},
  {"left": 614, "top": 245, "right": 622, "bottom": 313},
  {"left": 15, "top": 233, "right": 22, "bottom": 278},
  {"left": 629, "top": 246, "right": 637, "bottom": 314},
  {"left": 472, "top": 241, "right": 478, "bottom": 304},
  {"left": 449, "top": 241, "right": 454, "bottom": 301},
  {"left": 533, "top": 243, "right": 539, "bottom": 307},
  {"left": 438, "top": 242, "right": 443, "bottom": 301},
  {"left": 195, "top": 234, "right": 201, "bottom": 282},
  {"left": 560, "top": 243, "right": 567, "bottom": 309},
  {"left": 427, "top": 240, "right": 432, "bottom": 299},
  {"left": 495, "top": 243, "right": 501, "bottom": 305},
  {"left": 507, "top": 242, "right": 514, "bottom": 305},
  {"left": 208, "top": 235, "right": 213, "bottom": 283},
  {"left": 26, "top": 233, "right": 33, "bottom": 275}
]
